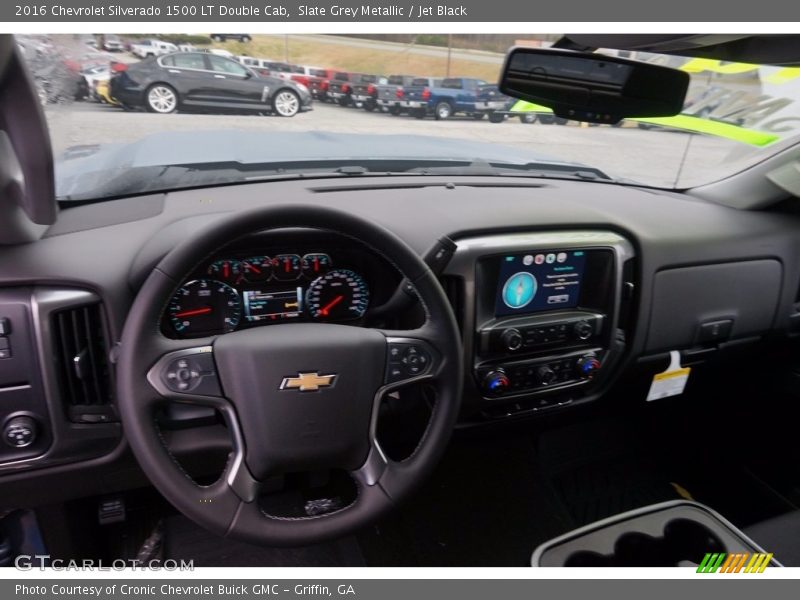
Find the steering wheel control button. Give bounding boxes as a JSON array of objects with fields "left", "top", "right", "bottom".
[
  {"left": 158, "top": 348, "right": 221, "bottom": 397},
  {"left": 387, "top": 364, "right": 406, "bottom": 383},
  {"left": 401, "top": 345, "right": 431, "bottom": 375},
  {"left": 385, "top": 341, "right": 435, "bottom": 384},
  {"left": 3, "top": 416, "right": 37, "bottom": 448}
]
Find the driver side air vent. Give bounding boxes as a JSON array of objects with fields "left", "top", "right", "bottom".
[{"left": 51, "top": 303, "right": 117, "bottom": 423}]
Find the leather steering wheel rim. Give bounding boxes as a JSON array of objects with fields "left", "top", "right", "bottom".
[{"left": 116, "top": 204, "right": 463, "bottom": 546}]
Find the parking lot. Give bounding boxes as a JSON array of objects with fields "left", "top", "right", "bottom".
[{"left": 46, "top": 100, "right": 739, "bottom": 188}]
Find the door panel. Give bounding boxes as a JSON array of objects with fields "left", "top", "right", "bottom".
[
  {"left": 205, "top": 55, "right": 266, "bottom": 108},
  {"left": 161, "top": 54, "right": 217, "bottom": 104}
]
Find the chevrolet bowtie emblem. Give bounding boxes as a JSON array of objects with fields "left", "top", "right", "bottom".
[{"left": 279, "top": 372, "right": 337, "bottom": 392}]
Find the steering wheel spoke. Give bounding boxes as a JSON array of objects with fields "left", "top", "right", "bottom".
[{"left": 350, "top": 327, "right": 448, "bottom": 493}]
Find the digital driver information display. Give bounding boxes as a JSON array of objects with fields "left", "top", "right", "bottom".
[
  {"left": 243, "top": 288, "right": 303, "bottom": 321},
  {"left": 494, "top": 250, "right": 586, "bottom": 316}
]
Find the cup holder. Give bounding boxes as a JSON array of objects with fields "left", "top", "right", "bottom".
[{"left": 563, "top": 518, "right": 727, "bottom": 567}]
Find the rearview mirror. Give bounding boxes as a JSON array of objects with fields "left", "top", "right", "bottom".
[{"left": 499, "top": 47, "right": 689, "bottom": 124}]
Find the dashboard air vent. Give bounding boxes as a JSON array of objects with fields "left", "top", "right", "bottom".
[{"left": 52, "top": 303, "right": 116, "bottom": 423}]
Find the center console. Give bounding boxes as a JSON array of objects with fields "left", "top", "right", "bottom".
[
  {"left": 444, "top": 231, "right": 635, "bottom": 420},
  {"left": 532, "top": 500, "right": 780, "bottom": 567}
]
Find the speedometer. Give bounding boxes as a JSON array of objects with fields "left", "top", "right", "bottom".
[
  {"left": 167, "top": 279, "right": 241, "bottom": 337},
  {"left": 306, "top": 269, "right": 369, "bottom": 320}
]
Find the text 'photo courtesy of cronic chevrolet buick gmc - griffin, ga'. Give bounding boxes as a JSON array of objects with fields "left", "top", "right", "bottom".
[{"left": 2, "top": 33, "right": 800, "bottom": 568}]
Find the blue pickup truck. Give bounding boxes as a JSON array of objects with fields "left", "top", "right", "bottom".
[{"left": 401, "top": 77, "right": 487, "bottom": 120}]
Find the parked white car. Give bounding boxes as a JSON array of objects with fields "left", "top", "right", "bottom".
[
  {"left": 237, "top": 56, "right": 297, "bottom": 80},
  {"left": 130, "top": 39, "right": 178, "bottom": 59},
  {"left": 102, "top": 35, "right": 124, "bottom": 52},
  {"left": 208, "top": 48, "right": 235, "bottom": 58}
]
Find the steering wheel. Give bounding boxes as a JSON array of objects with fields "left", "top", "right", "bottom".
[{"left": 116, "top": 205, "right": 463, "bottom": 546}]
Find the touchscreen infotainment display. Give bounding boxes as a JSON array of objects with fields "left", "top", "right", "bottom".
[{"left": 494, "top": 250, "right": 586, "bottom": 316}]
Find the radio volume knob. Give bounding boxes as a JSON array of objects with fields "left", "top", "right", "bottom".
[
  {"left": 482, "top": 370, "right": 510, "bottom": 396},
  {"left": 573, "top": 320, "right": 594, "bottom": 340},
  {"left": 501, "top": 328, "right": 523, "bottom": 351}
]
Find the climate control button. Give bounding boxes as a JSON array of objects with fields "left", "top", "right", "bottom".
[{"left": 573, "top": 320, "right": 594, "bottom": 340}]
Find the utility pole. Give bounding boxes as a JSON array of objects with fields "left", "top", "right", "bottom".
[{"left": 446, "top": 34, "right": 452, "bottom": 76}]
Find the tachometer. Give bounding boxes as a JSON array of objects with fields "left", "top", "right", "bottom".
[
  {"left": 306, "top": 269, "right": 369, "bottom": 320},
  {"left": 167, "top": 279, "right": 241, "bottom": 337}
]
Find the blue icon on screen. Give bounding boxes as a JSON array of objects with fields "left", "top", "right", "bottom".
[{"left": 502, "top": 272, "right": 537, "bottom": 309}]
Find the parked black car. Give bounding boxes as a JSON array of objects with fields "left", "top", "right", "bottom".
[
  {"left": 109, "top": 52, "right": 312, "bottom": 117},
  {"left": 210, "top": 34, "right": 251, "bottom": 43}
]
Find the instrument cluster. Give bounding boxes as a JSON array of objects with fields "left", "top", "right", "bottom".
[{"left": 163, "top": 250, "right": 373, "bottom": 339}]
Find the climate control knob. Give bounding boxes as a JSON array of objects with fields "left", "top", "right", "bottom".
[
  {"left": 576, "top": 355, "right": 601, "bottom": 379},
  {"left": 482, "top": 370, "right": 510, "bottom": 396},
  {"left": 501, "top": 328, "right": 523, "bottom": 351},
  {"left": 536, "top": 366, "right": 556, "bottom": 386}
]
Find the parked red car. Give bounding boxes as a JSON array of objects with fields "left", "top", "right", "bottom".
[{"left": 305, "top": 68, "right": 337, "bottom": 102}]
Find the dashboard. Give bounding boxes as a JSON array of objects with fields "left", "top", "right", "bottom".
[
  {"left": 160, "top": 236, "right": 397, "bottom": 338},
  {"left": 2, "top": 174, "right": 800, "bottom": 508}
]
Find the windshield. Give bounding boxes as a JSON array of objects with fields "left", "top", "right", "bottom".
[{"left": 21, "top": 33, "right": 800, "bottom": 202}]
